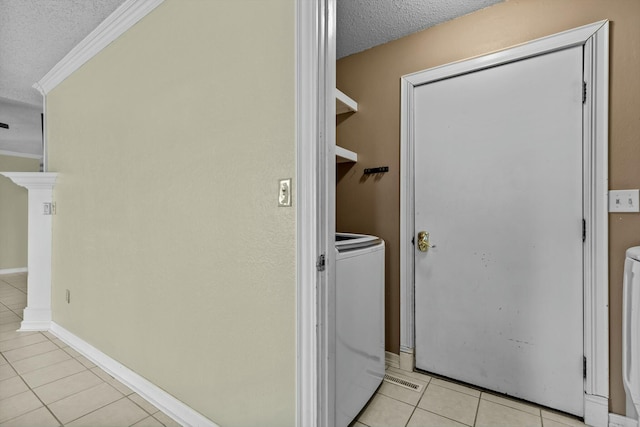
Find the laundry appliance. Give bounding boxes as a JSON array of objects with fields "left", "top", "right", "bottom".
[
  {"left": 335, "top": 232, "right": 385, "bottom": 427},
  {"left": 623, "top": 246, "right": 640, "bottom": 420}
]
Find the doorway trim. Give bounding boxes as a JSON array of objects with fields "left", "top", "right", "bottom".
[
  {"left": 399, "top": 20, "right": 609, "bottom": 425},
  {"left": 296, "top": 0, "right": 335, "bottom": 426}
]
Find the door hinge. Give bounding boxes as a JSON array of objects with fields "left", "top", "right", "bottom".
[
  {"left": 316, "top": 254, "right": 326, "bottom": 272},
  {"left": 582, "top": 219, "right": 586, "bottom": 243},
  {"left": 583, "top": 356, "right": 587, "bottom": 379},
  {"left": 582, "top": 81, "right": 587, "bottom": 104}
]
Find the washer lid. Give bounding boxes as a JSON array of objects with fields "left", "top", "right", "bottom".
[
  {"left": 627, "top": 247, "right": 640, "bottom": 262},
  {"left": 336, "top": 232, "right": 381, "bottom": 251}
]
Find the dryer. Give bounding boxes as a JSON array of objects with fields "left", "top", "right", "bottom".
[
  {"left": 335, "top": 232, "right": 385, "bottom": 427},
  {"left": 624, "top": 246, "right": 640, "bottom": 420}
]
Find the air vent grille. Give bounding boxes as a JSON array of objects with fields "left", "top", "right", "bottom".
[{"left": 383, "top": 374, "right": 424, "bottom": 392}]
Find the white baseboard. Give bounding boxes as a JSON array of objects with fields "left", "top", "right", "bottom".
[
  {"left": 385, "top": 351, "right": 400, "bottom": 369},
  {"left": 610, "top": 413, "right": 638, "bottom": 427},
  {"left": 399, "top": 349, "right": 414, "bottom": 372},
  {"left": 0, "top": 267, "right": 27, "bottom": 275},
  {"left": 49, "top": 322, "right": 219, "bottom": 427},
  {"left": 584, "top": 394, "right": 610, "bottom": 427}
]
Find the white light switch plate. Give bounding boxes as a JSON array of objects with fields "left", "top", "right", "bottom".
[
  {"left": 609, "top": 189, "right": 640, "bottom": 212},
  {"left": 278, "top": 178, "right": 292, "bottom": 207}
]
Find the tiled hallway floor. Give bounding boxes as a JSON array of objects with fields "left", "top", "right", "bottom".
[
  {"left": 354, "top": 367, "right": 587, "bottom": 427},
  {"left": 0, "top": 273, "right": 178, "bottom": 427},
  {"left": 2, "top": 272, "right": 589, "bottom": 427}
]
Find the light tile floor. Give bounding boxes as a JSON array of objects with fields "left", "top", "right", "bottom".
[
  {"left": 1, "top": 272, "right": 589, "bottom": 427},
  {"left": 354, "top": 366, "right": 588, "bottom": 427},
  {"left": 0, "top": 273, "right": 179, "bottom": 427}
]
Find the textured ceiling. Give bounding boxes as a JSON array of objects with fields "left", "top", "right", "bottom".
[
  {"left": 337, "top": 0, "right": 505, "bottom": 58},
  {"left": 0, "top": 0, "right": 505, "bottom": 156},
  {"left": 0, "top": 0, "right": 126, "bottom": 156},
  {"left": 0, "top": 0, "right": 126, "bottom": 107}
]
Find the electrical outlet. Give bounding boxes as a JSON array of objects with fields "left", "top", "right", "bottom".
[
  {"left": 43, "top": 202, "right": 57, "bottom": 215},
  {"left": 278, "top": 178, "right": 292, "bottom": 207},
  {"left": 609, "top": 189, "right": 640, "bottom": 213}
]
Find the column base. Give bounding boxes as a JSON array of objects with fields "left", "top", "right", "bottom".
[{"left": 19, "top": 307, "right": 52, "bottom": 331}]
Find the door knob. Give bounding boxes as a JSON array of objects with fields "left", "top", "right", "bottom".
[{"left": 417, "top": 231, "right": 436, "bottom": 252}]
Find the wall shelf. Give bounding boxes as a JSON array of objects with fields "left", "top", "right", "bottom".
[
  {"left": 336, "top": 88, "right": 358, "bottom": 114},
  {"left": 336, "top": 88, "right": 358, "bottom": 163},
  {"left": 336, "top": 146, "right": 357, "bottom": 163}
]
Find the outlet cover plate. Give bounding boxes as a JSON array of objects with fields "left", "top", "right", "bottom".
[{"left": 609, "top": 189, "right": 640, "bottom": 213}]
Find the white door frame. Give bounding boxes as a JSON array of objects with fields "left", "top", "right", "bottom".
[
  {"left": 399, "top": 21, "right": 609, "bottom": 426},
  {"left": 296, "top": 0, "right": 336, "bottom": 426}
]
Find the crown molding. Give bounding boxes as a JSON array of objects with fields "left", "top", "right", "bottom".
[{"left": 34, "top": 0, "right": 165, "bottom": 95}]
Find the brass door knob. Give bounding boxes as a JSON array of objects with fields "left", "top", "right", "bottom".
[{"left": 417, "top": 231, "right": 436, "bottom": 252}]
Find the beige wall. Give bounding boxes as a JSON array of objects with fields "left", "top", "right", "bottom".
[
  {"left": 46, "top": 1, "right": 296, "bottom": 426},
  {"left": 337, "top": 0, "right": 640, "bottom": 414},
  {"left": 0, "top": 155, "right": 41, "bottom": 270}
]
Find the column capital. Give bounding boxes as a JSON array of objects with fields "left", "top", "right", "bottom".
[{"left": 0, "top": 172, "right": 58, "bottom": 190}]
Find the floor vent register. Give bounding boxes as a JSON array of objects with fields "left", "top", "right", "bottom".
[{"left": 383, "top": 374, "right": 424, "bottom": 393}]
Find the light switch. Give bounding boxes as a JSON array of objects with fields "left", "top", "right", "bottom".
[
  {"left": 609, "top": 189, "right": 640, "bottom": 213},
  {"left": 278, "top": 178, "right": 292, "bottom": 207}
]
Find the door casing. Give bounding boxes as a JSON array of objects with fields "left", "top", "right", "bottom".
[
  {"left": 399, "top": 20, "right": 609, "bottom": 426},
  {"left": 295, "top": 0, "right": 336, "bottom": 426}
]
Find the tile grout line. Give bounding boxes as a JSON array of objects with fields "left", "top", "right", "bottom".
[
  {"left": 480, "top": 392, "right": 545, "bottom": 420},
  {"left": 0, "top": 325, "right": 160, "bottom": 427},
  {"left": 0, "top": 275, "right": 50, "bottom": 426},
  {"left": 2, "top": 340, "right": 66, "bottom": 366},
  {"left": 416, "top": 375, "right": 479, "bottom": 427},
  {"left": 406, "top": 374, "right": 431, "bottom": 426},
  {"left": 375, "top": 381, "right": 427, "bottom": 408},
  {"left": 17, "top": 327, "right": 168, "bottom": 426},
  {"left": 26, "top": 372, "right": 65, "bottom": 427},
  {"left": 127, "top": 394, "right": 163, "bottom": 421},
  {"left": 420, "top": 408, "right": 476, "bottom": 427},
  {"left": 62, "top": 395, "right": 127, "bottom": 426},
  {"left": 373, "top": 367, "right": 567, "bottom": 427},
  {"left": 5, "top": 342, "right": 71, "bottom": 363},
  {"left": 371, "top": 373, "right": 483, "bottom": 427},
  {"left": 19, "top": 333, "right": 104, "bottom": 402},
  {"left": 0, "top": 332, "right": 65, "bottom": 427},
  {"left": 472, "top": 395, "right": 481, "bottom": 426},
  {"left": 403, "top": 399, "right": 419, "bottom": 427},
  {"left": 61, "top": 394, "right": 169, "bottom": 427}
]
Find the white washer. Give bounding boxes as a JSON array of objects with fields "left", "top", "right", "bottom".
[
  {"left": 624, "top": 246, "right": 640, "bottom": 420},
  {"left": 335, "top": 232, "right": 385, "bottom": 427}
]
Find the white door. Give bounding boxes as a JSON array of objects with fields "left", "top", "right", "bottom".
[{"left": 414, "top": 46, "right": 584, "bottom": 416}]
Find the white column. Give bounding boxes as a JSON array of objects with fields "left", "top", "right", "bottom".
[{"left": 0, "top": 172, "right": 58, "bottom": 331}]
